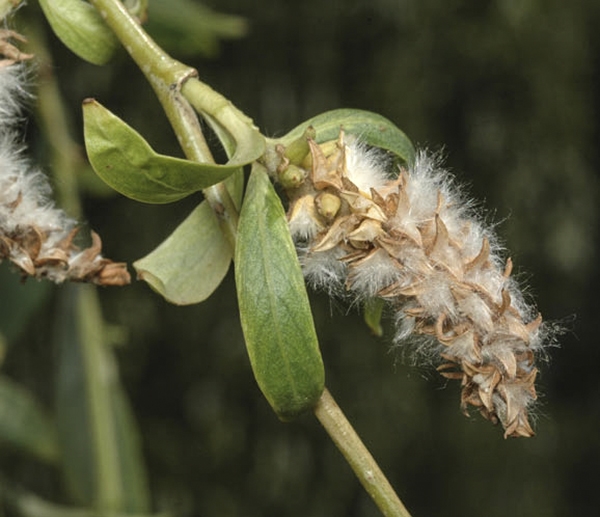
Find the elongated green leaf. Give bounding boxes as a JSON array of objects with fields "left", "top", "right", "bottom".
[
  {"left": 83, "top": 99, "right": 241, "bottom": 203},
  {"left": 134, "top": 199, "right": 232, "bottom": 305},
  {"left": 38, "top": 0, "right": 118, "bottom": 65},
  {"left": 275, "top": 108, "right": 416, "bottom": 166},
  {"left": 235, "top": 163, "right": 324, "bottom": 420},
  {"left": 54, "top": 285, "right": 150, "bottom": 513},
  {"left": 0, "top": 375, "right": 59, "bottom": 464}
]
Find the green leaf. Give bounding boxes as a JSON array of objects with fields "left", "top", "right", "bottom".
[
  {"left": 235, "top": 163, "right": 324, "bottom": 420},
  {"left": 0, "top": 375, "right": 59, "bottom": 464},
  {"left": 38, "top": 0, "right": 118, "bottom": 65},
  {"left": 275, "top": 108, "right": 416, "bottom": 166},
  {"left": 225, "top": 167, "right": 244, "bottom": 210},
  {"left": 133, "top": 199, "right": 232, "bottom": 305},
  {"left": 363, "top": 298, "right": 385, "bottom": 337},
  {"left": 54, "top": 285, "right": 150, "bottom": 513},
  {"left": 82, "top": 99, "right": 241, "bottom": 204}
]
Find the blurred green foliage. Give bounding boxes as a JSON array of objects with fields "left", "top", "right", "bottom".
[{"left": 0, "top": 0, "right": 598, "bottom": 516}]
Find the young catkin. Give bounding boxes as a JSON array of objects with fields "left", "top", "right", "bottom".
[
  {"left": 0, "top": 54, "right": 129, "bottom": 286},
  {"left": 280, "top": 131, "right": 546, "bottom": 438}
]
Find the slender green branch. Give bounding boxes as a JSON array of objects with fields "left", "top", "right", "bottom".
[
  {"left": 87, "top": 0, "right": 211, "bottom": 162},
  {"left": 152, "top": 79, "right": 239, "bottom": 247},
  {"left": 153, "top": 82, "right": 239, "bottom": 247},
  {"left": 314, "top": 389, "right": 413, "bottom": 517},
  {"left": 83, "top": 4, "right": 409, "bottom": 516},
  {"left": 88, "top": 0, "right": 188, "bottom": 87},
  {"left": 88, "top": 0, "right": 239, "bottom": 248}
]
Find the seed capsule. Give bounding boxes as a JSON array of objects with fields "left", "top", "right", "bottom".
[{"left": 315, "top": 192, "right": 342, "bottom": 220}]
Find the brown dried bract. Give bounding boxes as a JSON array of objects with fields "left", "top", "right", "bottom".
[
  {"left": 0, "top": 222, "right": 130, "bottom": 286},
  {"left": 0, "top": 30, "right": 33, "bottom": 66}
]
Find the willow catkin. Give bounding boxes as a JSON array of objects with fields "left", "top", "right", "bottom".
[
  {"left": 280, "top": 132, "right": 546, "bottom": 438},
  {"left": 0, "top": 55, "right": 129, "bottom": 286}
]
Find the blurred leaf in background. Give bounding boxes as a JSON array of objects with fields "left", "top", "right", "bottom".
[
  {"left": 0, "top": 375, "right": 59, "bottom": 464},
  {"left": 146, "top": 0, "right": 247, "bottom": 58},
  {"left": 0, "top": 265, "right": 50, "bottom": 345},
  {"left": 53, "top": 284, "right": 150, "bottom": 513}
]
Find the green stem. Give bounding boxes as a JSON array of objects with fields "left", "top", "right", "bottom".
[
  {"left": 85, "top": 1, "right": 210, "bottom": 159},
  {"left": 80, "top": 4, "right": 408, "bottom": 516},
  {"left": 88, "top": 0, "right": 188, "bottom": 90},
  {"left": 88, "top": 0, "right": 238, "bottom": 248},
  {"left": 314, "top": 389, "right": 413, "bottom": 517}
]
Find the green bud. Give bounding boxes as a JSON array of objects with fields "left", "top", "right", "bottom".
[
  {"left": 283, "top": 125, "right": 316, "bottom": 165},
  {"left": 278, "top": 163, "right": 308, "bottom": 189},
  {"left": 315, "top": 192, "right": 341, "bottom": 220}
]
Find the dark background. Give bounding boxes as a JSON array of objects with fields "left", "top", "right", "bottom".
[{"left": 3, "top": 0, "right": 600, "bottom": 516}]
